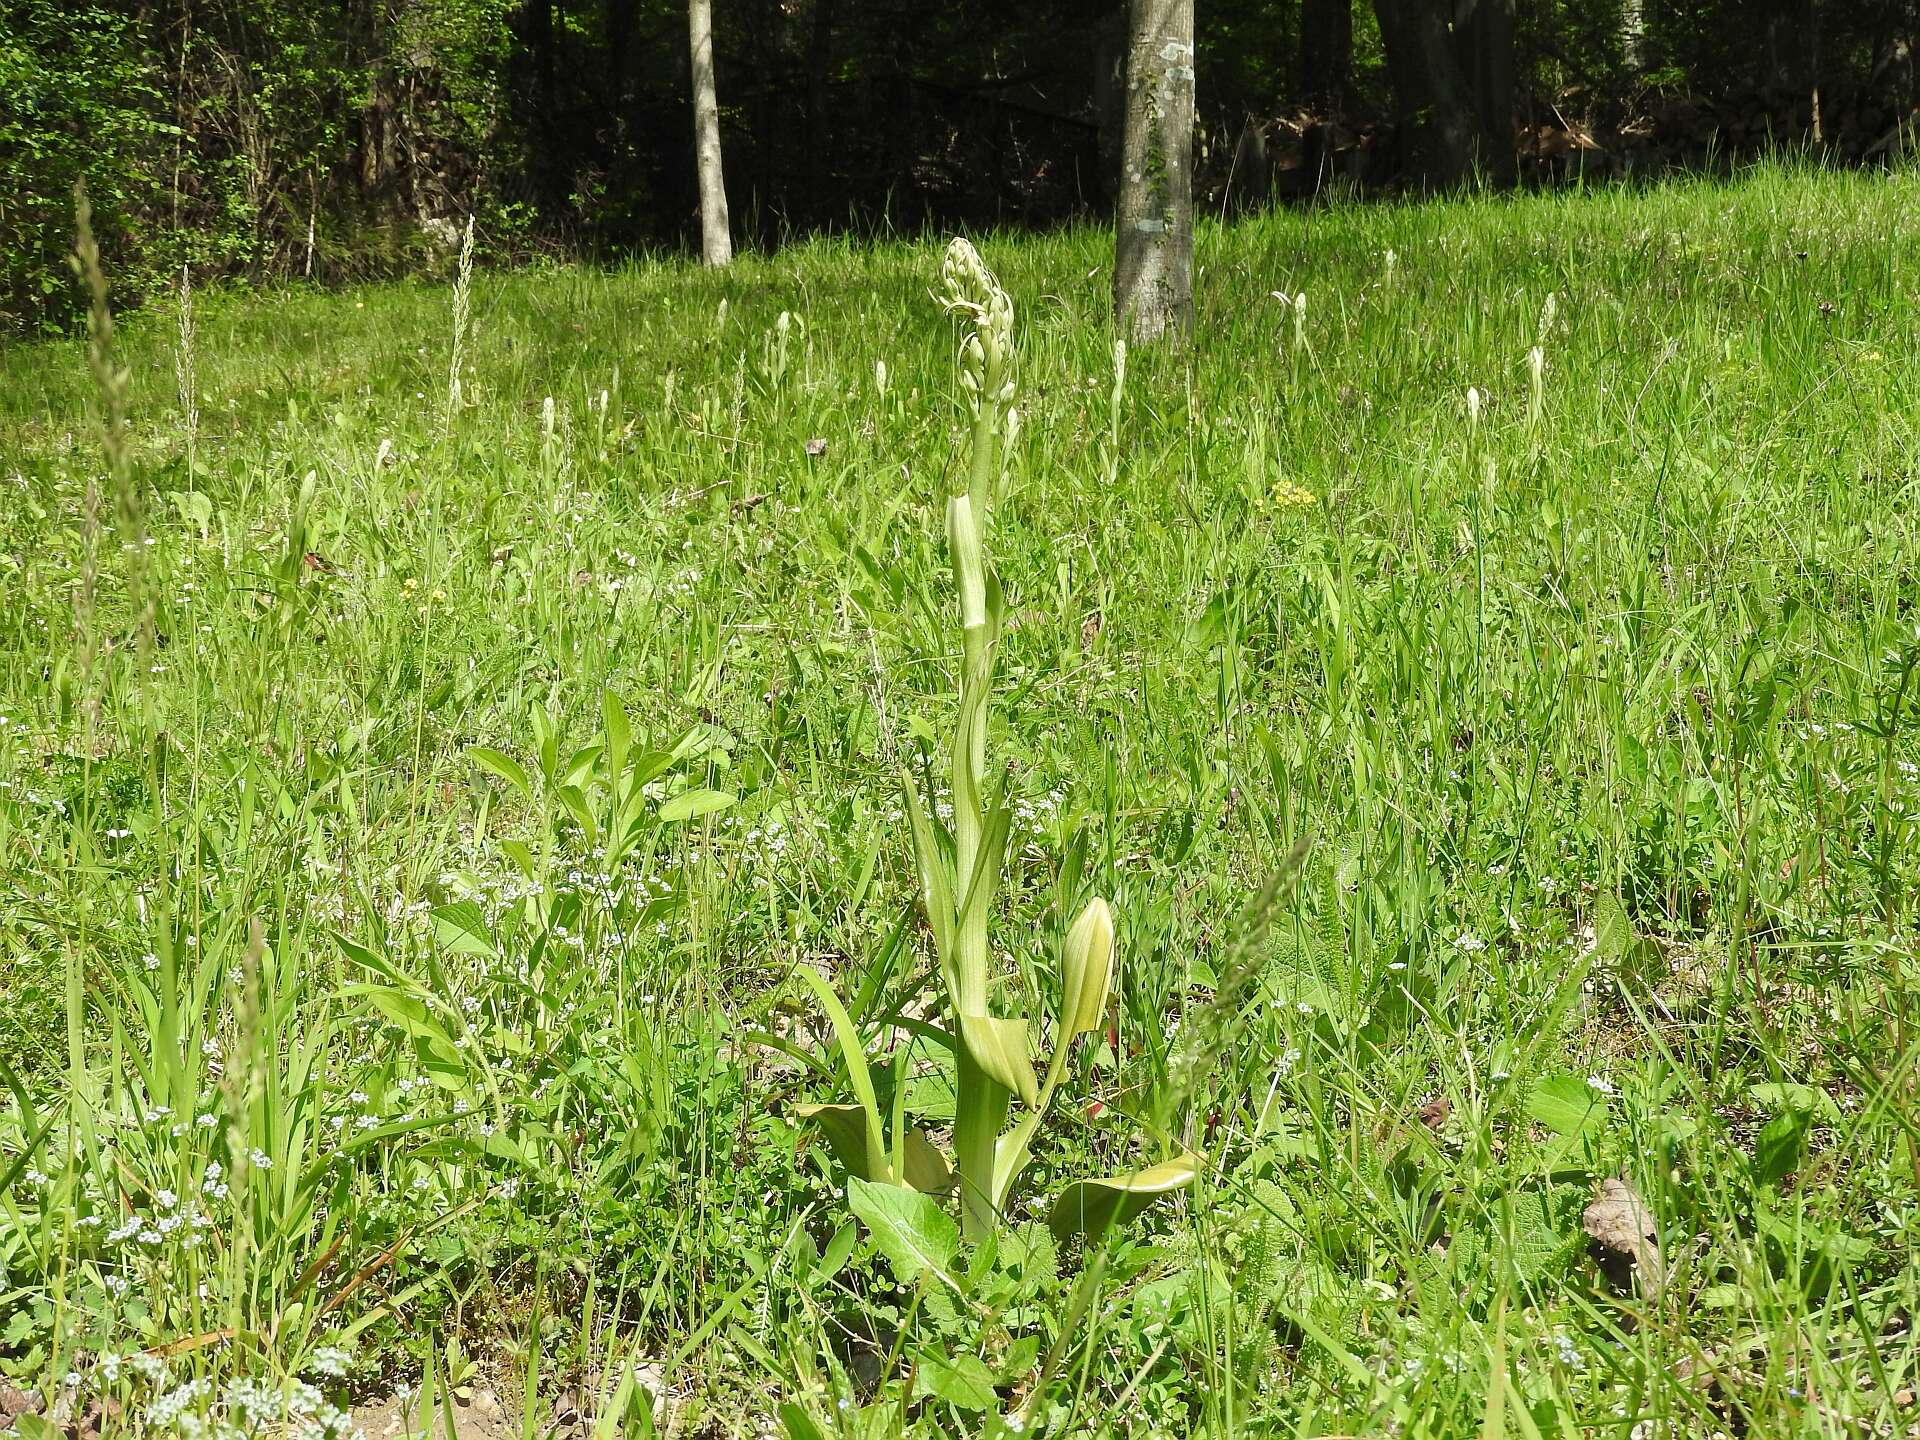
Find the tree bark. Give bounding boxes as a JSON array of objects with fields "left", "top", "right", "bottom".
[
  {"left": 1114, "top": 0, "right": 1193, "bottom": 344},
  {"left": 1373, "top": 0, "right": 1483, "bottom": 187},
  {"left": 1092, "top": 7, "right": 1126, "bottom": 208},
  {"left": 804, "top": 0, "right": 838, "bottom": 227},
  {"left": 1620, "top": 0, "right": 1646, "bottom": 74},
  {"left": 688, "top": 0, "right": 732, "bottom": 265},
  {"left": 1454, "top": 0, "right": 1515, "bottom": 184},
  {"left": 1298, "top": 0, "right": 1353, "bottom": 105}
]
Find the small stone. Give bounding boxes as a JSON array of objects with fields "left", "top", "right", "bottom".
[{"left": 466, "top": 1389, "right": 501, "bottom": 1421}]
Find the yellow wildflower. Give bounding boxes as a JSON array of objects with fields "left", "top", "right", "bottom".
[{"left": 1265, "top": 477, "right": 1316, "bottom": 511}]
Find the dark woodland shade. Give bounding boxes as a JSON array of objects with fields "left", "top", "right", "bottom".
[{"left": 2, "top": 0, "right": 1915, "bottom": 330}]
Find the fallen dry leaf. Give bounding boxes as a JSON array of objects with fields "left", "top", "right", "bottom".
[
  {"left": 0, "top": 1386, "right": 41, "bottom": 1427},
  {"left": 1583, "top": 1175, "right": 1664, "bottom": 1298}
]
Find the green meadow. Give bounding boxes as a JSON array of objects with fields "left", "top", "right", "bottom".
[{"left": 3, "top": 162, "right": 1919, "bottom": 1437}]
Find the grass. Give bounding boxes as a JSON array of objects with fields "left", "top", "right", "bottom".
[{"left": 2, "top": 159, "right": 1919, "bottom": 1438}]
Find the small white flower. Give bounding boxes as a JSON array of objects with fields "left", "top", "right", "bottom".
[
  {"left": 307, "top": 1345, "right": 353, "bottom": 1379},
  {"left": 1586, "top": 1074, "right": 1615, "bottom": 1095}
]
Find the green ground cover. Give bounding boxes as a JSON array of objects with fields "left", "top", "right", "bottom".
[{"left": 2, "top": 163, "right": 1919, "bottom": 1437}]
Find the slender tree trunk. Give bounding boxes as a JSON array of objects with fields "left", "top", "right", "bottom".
[
  {"left": 688, "top": 0, "right": 732, "bottom": 265},
  {"left": 1620, "top": 0, "right": 1646, "bottom": 74},
  {"left": 1808, "top": 0, "right": 1823, "bottom": 143},
  {"left": 1114, "top": 0, "right": 1194, "bottom": 343},
  {"left": 1374, "top": 0, "right": 1481, "bottom": 186},
  {"left": 1298, "top": 0, "right": 1353, "bottom": 105},
  {"left": 804, "top": 0, "right": 838, "bottom": 228},
  {"left": 528, "top": 0, "right": 556, "bottom": 156}
]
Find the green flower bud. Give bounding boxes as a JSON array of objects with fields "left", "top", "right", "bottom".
[{"left": 1061, "top": 896, "right": 1115, "bottom": 1037}]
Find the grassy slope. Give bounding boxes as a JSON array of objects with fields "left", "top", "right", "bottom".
[{"left": 2, "top": 163, "right": 1919, "bottom": 1436}]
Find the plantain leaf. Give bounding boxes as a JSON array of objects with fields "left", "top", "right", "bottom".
[
  {"left": 468, "top": 746, "right": 532, "bottom": 801},
  {"left": 659, "top": 787, "right": 736, "bottom": 822},
  {"left": 848, "top": 1175, "right": 960, "bottom": 1287},
  {"left": 957, "top": 1013, "right": 1039, "bottom": 1105},
  {"left": 1048, "top": 1153, "right": 1200, "bottom": 1243},
  {"left": 431, "top": 901, "right": 496, "bottom": 957},
  {"left": 1525, "top": 1074, "right": 1608, "bottom": 1138},
  {"left": 913, "top": 1352, "right": 998, "bottom": 1412}
]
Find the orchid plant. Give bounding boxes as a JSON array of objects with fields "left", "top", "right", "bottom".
[{"left": 796, "top": 239, "right": 1195, "bottom": 1248}]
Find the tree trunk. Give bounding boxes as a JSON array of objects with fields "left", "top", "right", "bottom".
[
  {"left": 1807, "top": 0, "right": 1823, "bottom": 144},
  {"left": 1454, "top": 0, "right": 1515, "bottom": 184},
  {"left": 1114, "top": 0, "right": 1194, "bottom": 343},
  {"left": 1092, "top": 7, "right": 1127, "bottom": 209},
  {"left": 1373, "top": 0, "right": 1483, "bottom": 187},
  {"left": 527, "top": 0, "right": 556, "bottom": 157},
  {"left": 1620, "top": 0, "right": 1646, "bottom": 74},
  {"left": 1298, "top": 0, "right": 1353, "bottom": 105},
  {"left": 688, "top": 0, "right": 732, "bottom": 265},
  {"left": 804, "top": 0, "right": 838, "bottom": 228}
]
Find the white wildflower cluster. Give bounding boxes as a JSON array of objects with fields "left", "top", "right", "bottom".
[
  {"left": 146, "top": 1378, "right": 212, "bottom": 1428},
  {"left": 1012, "top": 785, "right": 1064, "bottom": 832},
  {"left": 65, "top": 1350, "right": 367, "bottom": 1440}
]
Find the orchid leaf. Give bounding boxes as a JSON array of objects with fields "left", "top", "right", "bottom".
[
  {"left": 957, "top": 1013, "right": 1038, "bottom": 1106},
  {"left": 1048, "top": 1153, "right": 1200, "bottom": 1244}
]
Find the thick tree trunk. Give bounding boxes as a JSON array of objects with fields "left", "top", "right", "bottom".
[
  {"left": 1373, "top": 0, "right": 1484, "bottom": 187},
  {"left": 1298, "top": 0, "right": 1353, "bottom": 105},
  {"left": 1114, "top": 0, "right": 1194, "bottom": 344},
  {"left": 606, "top": 0, "right": 637, "bottom": 108},
  {"left": 1092, "top": 8, "right": 1127, "bottom": 208},
  {"left": 688, "top": 0, "right": 732, "bottom": 265},
  {"left": 1454, "top": 0, "right": 1515, "bottom": 184}
]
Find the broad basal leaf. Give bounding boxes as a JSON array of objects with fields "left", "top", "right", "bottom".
[
  {"left": 913, "top": 1352, "right": 997, "bottom": 1412},
  {"left": 658, "top": 787, "right": 737, "bottom": 822},
  {"left": 431, "top": 900, "right": 496, "bottom": 957},
  {"left": 1525, "top": 1073, "right": 1607, "bottom": 1138},
  {"left": 848, "top": 1175, "right": 960, "bottom": 1286}
]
